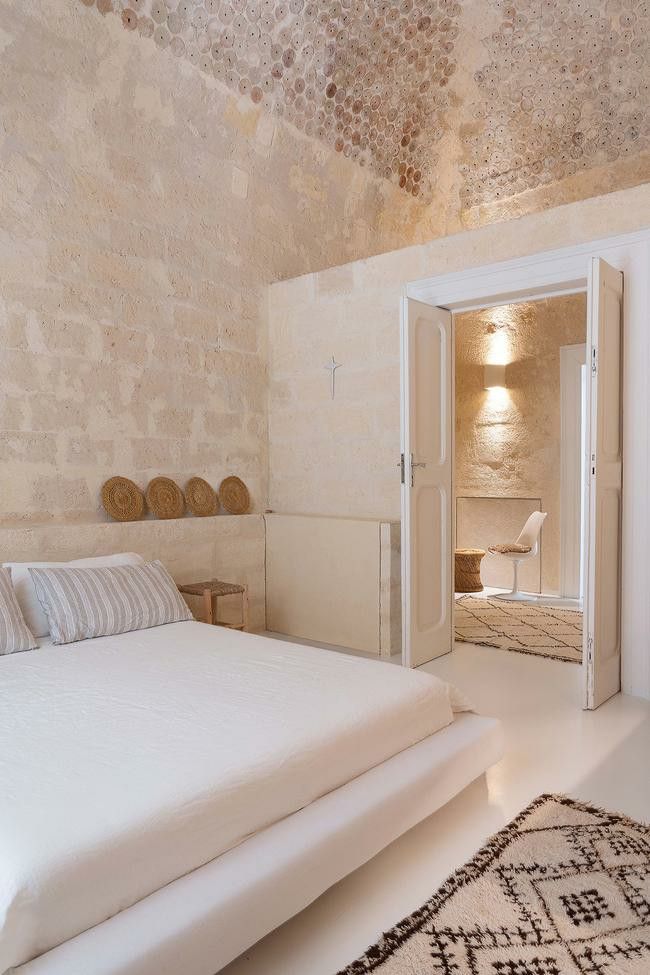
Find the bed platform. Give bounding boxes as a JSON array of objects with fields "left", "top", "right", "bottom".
[
  {"left": 1, "top": 620, "right": 503, "bottom": 975},
  {"left": 15, "top": 712, "right": 502, "bottom": 975}
]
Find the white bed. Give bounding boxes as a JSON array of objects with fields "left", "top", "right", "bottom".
[{"left": 1, "top": 621, "right": 503, "bottom": 975}]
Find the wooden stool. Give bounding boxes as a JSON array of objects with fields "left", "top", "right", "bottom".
[
  {"left": 178, "top": 579, "right": 249, "bottom": 631},
  {"left": 454, "top": 549, "right": 486, "bottom": 593}
]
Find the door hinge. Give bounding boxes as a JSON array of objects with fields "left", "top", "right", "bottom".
[
  {"left": 591, "top": 452, "right": 596, "bottom": 477},
  {"left": 591, "top": 347, "right": 597, "bottom": 375},
  {"left": 587, "top": 634, "right": 594, "bottom": 660}
]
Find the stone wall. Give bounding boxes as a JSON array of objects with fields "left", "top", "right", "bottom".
[
  {"left": 2, "top": 0, "right": 648, "bottom": 534},
  {"left": 454, "top": 295, "right": 587, "bottom": 594},
  {"left": 0, "top": 0, "right": 427, "bottom": 527},
  {"left": 267, "top": 185, "right": 650, "bottom": 698},
  {"left": 268, "top": 186, "right": 650, "bottom": 522},
  {"left": 0, "top": 515, "right": 266, "bottom": 629}
]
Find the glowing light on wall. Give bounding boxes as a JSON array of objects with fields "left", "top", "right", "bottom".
[
  {"left": 482, "top": 312, "right": 512, "bottom": 412},
  {"left": 485, "top": 385, "right": 510, "bottom": 410},
  {"left": 486, "top": 328, "right": 511, "bottom": 366},
  {"left": 482, "top": 318, "right": 511, "bottom": 417}
]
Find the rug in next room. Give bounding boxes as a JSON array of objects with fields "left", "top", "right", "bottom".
[{"left": 455, "top": 596, "right": 583, "bottom": 663}]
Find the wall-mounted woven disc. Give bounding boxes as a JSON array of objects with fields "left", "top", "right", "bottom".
[
  {"left": 185, "top": 477, "right": 218, "bottom": 517},
  {"left": 219, "top": 476, "right": 250, "bottom": 515},
  {"left": 101, "top": 477, "right": 144, "bottom": 522},
  {"left": 146, "top": 477, "right": 185, "bottom": 520}
]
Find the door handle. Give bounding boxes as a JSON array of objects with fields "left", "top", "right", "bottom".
[{"left": 409, "top": 454, "right": 426, "bottom": 487}]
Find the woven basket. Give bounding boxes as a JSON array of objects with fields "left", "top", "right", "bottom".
[
  {"left": 219, "top": 476, "right": 250, "bottom": 515},
  {"left": 185, "top": 477, "right": 218, "bottom": 517},
  {"left": 146, "top": 477, "right": 185, "bottom": 520},
  {"left": 454, "top": 548, "right": 486, "bottom": 593},
  {"left": 101, "top": 476, "right": 144, "bottom": 522}
]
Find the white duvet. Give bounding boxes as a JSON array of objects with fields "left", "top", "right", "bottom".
[{"left": 0, "top": 622, "right": 468, "bottom": 972}]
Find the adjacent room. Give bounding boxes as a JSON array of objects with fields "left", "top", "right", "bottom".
[
  {"left": 1, "top": 2, "right": 649, "bottom": 975},
  {"left": 454, "top": 295, "right": 587, "bottom": 665}
]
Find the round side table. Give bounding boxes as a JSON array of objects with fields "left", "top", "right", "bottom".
[{"left": 454, "top": 548, "right": 486, "bottom": 593}]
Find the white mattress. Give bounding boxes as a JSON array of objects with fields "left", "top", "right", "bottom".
[{"left": 0, "top": 622, "right": 468, "bottom": 973}]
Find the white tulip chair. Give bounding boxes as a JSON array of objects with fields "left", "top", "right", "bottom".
[{"left": 489, "top": 511, "right": 548, "bottom": 601}]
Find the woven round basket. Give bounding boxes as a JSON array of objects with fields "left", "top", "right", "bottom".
[
  {"left": 454, "top": 548, "right": 486, "bottom": 593},
  {"left": 101, "top": 476, "right": 144, "bottom": 522},
  {"left": 219, "top": 476, "right": 250, "bottom": 515},
  {"left": 145, "top": 477, "right": 185, "bottom": 520},
  {"left": 185, "top": 477, "right": 218, "bottom": 517}
]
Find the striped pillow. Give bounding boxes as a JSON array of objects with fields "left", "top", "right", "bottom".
[
  {"left": 0, "top": 566, "right": 37, "bottom": 655},
  {"left": 29, "top": 560, "right": 193, "bottom": 646}
]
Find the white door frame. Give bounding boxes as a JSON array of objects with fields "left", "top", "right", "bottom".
[
  {"left": 405, "top": 230, "right": 646, "bottom": 308},
  {"left": 560, "top": 343, "right": 587, "bottom": 600},
  {"left": 402, "top": 228, "right": 650, "bottom": 705}
]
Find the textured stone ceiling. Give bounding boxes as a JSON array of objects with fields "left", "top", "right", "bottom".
[
  {"left": 80, "top": 0, "right": 649, "bottom": 208},
  {"left": 463, "top": 0, "right": 650, "bottom": 208}
]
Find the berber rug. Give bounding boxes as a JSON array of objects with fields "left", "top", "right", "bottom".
[
  {"left": 339, "top": 794, "right": 650, "bottom": 974},
  {"left": 455, "top": 596, "right": 583, "bottom": 663}
]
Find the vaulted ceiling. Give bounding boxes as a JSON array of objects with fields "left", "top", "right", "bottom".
[{"left": 81, "top": 0, "right": 650, "bottom": 209}]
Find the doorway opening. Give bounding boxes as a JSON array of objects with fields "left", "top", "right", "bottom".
[
  {"left": 452, "top": 294, "right": 587, "bottom": 666},
  {"left": 400, "top": 250, "right": 624, "bottom": 710}
]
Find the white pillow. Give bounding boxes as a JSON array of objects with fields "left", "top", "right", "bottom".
[{"left": 4, "top": 553, "right": 145, "bottom": 639}]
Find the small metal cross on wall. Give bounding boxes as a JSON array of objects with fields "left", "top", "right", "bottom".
[{"left": 325, "top": 355, "right": 342, "bottom": 400}]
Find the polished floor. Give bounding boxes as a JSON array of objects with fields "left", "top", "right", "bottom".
[
  {"left": 222, "top": 639, "right": 650, "bottom": 975},
  {"left": 456, "top": 584, "right": 582, "bottom": 609}
]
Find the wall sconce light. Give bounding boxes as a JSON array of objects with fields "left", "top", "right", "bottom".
[{"left": 484, "top": 363, "right": 506, "bottom": 389}]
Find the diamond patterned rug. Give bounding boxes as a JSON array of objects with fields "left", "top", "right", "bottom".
[
  {"left": 338, "top": 795, "right": 650, "bottom": 975},
  {"left": 455, "top": 596, "right": 583, "bottom": 664}
]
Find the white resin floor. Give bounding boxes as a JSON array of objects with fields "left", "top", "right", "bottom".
[
  {"left": 458, "top": 585, "right": 582, "bottom": 610},
  {"left": 222, "top": 639, "right": 650, "bottom": 975}
]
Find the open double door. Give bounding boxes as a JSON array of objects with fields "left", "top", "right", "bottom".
[{"left": 400, "top": 258, "right": 623, "bottom": 710}]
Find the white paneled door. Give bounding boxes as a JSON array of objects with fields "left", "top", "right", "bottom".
[
  {"left": 400, "top": 298, "right": 454, "bottom": 668},
  {"left": 584, "top": 258, "right": 624, "bottom": 709}
]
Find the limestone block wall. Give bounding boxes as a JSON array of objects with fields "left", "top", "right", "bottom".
[
  {"left": 268, "top": 185, "right": 650, "bottom": 522},
  {"left": 0, "top": 0, "right": 427, "bottom": 529},
  {"left": 454, "top": 295, "right": 587, "bottom": 594},
  {"left": 267, "top": 184, "right": 650, "bottom": 698},
  {"left": 0, "top": 515, "right": 266, "bottom": 629}
]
